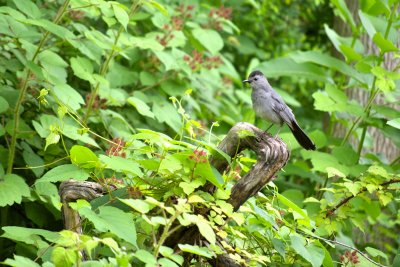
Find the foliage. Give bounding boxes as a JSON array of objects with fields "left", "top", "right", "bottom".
[{"left": 0, "top": 0, "right": 399, "bottom": 266}]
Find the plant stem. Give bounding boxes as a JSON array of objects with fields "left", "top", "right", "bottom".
[
  {"left": 83, "top": 0, "right": 141, "bottom": 124},
  {"left": 341, "top": 3, "right": 398, "bottom": 159},
  {"left": 6, "top": 0, "right": 71, "bottom": 174}
]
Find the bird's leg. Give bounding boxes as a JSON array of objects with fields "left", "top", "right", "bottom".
[
  {"left": 264, "top": 124, "right": 274, "bottom": 134},
  {"left": 274, "top": 125, "right": 282, "bottom": 139}
]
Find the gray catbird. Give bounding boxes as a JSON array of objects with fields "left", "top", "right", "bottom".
[{"left": 243, "top": 70, "right": 316, "bottom": 150}]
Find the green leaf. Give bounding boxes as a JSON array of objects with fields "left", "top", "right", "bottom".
[
  {"left": 45, "top": 131, "right": 60, "bottom": 150},
  {"left": 0, "top": 174, "right": 30, "bottom": 207},
  {"left": 158, "top": 258, "right": 179, "bottom": 267},
  {"left": 153, "top": 101, "right": 182, "bottom": 133},
  {"left": 196, "top": 217, "right": 216, "bottom": 244},
  {"left": 290, "top": 235, "right": 324, "bottom": 267},
  {"left": 52, "top": 83, "right": 84, "bottom": 111},
  {"left": 330, "top": 0, "right": 356, "bottom": 30},
  {"left": 36, "top": 164, "right": 90, "bottom": 183},
  {"left": 70, "top": 145, "right": 99, "bottom": 169},
  {"left": 130, "top": 36, "right": 164, "bottom": 51},
  {"left": 277, "top": 194, "right": 311, "bottom": 227},
  {"left": 12, "top": 0, "right": 41, "bottom": 19},
  {"left": 127, "top": 97, "right": 155, "bottom": 118},
  {"left": 22, "top": 146, "right": 44, "bottom": 177},
  {"left": 112, "top": 3, "right": 129, "bottom": 29},
  {"left": 387, "top": 118, "right": 400, "bottom": 129},
  {"left": 178, "top": 244, "right": 213, "bottom": 258},
  {"left": 146, "top": 0, "right": 168, "bottom": 16},
  {"left": 4, "top": 255, "right": 41, "bottom": 267},
  {"left": 70, "top": 57, "right": 95, "bottom": 84},
  {"left": 134, "top": 249, "right": 157, "bottom": 265},
  {"left": 99, "top": 155, "right": 143, "bottom": 177},
  {"left": 365, "top": 247, "right": 388, "bottom": 260},
  {"left": 192, "top": 28, "right": 224, "bottom": 54},
  {"left": 52, "top": 247, "right": 78, "bottom": 267},
  {"left": 18, "top": 18, "right": 74, "bottom": 39},
  {"left": 373, "top": 32, "right": 398, "bottom": 53},
  {"left": 257, "top": 57, "right": 333, "bottom": 83},
  {"left": 0, "top": 96, "right": 9, "bottom": 113},
  {"left": 119, "top": 198, "right": 154, "bottom": 213},
  {"left": 358, "top": 10, "right": 376, "bottom": 38},
  {"left": 78, "top": 205, "right": 137, "bottom": 247},
  {"left": 159, "top": 246, "right": 184, "bottom": 265},
  {"left": 289, "top": 51, "right": 364, "bottom": 83},
  {"left": 1, "top": 226, "right": 59, "bottom": 249}
]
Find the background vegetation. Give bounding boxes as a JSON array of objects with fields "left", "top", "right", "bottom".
[{"left": 0, "top": 0, "right": 399, "bottom": 266}]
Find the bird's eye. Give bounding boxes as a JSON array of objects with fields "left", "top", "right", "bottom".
[{"left": 254, "top": 78, "right": 258, "bottom": 81}]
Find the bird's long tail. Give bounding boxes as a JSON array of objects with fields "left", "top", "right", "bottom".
[{"left": 289, "top": 121, "right": 316, "bottom": 150}]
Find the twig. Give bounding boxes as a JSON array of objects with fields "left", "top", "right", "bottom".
[
  {"left": 326, "top": 179, "right": 400, "bottom": 216},
  {"left": 298, "top": 230, "right": 387, "bottom": 267}
]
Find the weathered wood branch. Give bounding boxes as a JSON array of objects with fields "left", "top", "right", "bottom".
[
  {"left": 59, "top": 122, "right": 290, "bottom": 266},
  {"left": 59, "top": 180, "right": 116, "bottom": 233}
]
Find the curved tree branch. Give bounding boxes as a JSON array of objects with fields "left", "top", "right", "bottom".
[{"left": 59, "top": 122, "right": 290, "bottom": 266}]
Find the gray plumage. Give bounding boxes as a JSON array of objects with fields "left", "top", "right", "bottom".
[{"left": 243, "top": 70, "right": 316, "bottom": 150}]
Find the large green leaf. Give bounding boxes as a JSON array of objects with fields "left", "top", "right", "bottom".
[
  {"left": 99, "top": 155, "right": 143, "bottom": 177},
  {"left": 1, "top": 226, "right": 59, "bottom": 249},
  {"left": 70, "top": 145, "right": 100, "bottom": 169},
  {"left": 78, "top": 203, "right": 137, "bottom": 247},
  {"left": 289, "top": 51, "right": 364, "bottom": 83},
  {"left": 17, "top": 18, "right": 74, "bottom": 39},
  {"left": 257, "top": 57, "right": 333, "bottom": 83},
  {"left": 52, "top": 83, "right": 84, "bottom": 111},
  {"left": 0, "top": 174, "right": 30, "bottom": 207},
  {"left": 192, "top": 28, "right": 223, "bottom": 54},
  {"left": 36, "top": 164, "right": 90, "bottom": 183},
  {"left": 290, "top": 235, "right": 325, "bottom": 267},
  {"left": 12, "top": 0, "right": 41, "bottom": 19}
]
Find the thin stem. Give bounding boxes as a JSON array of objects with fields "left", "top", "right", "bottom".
[
  {"left": 83, "top": 0, "right": 141, "bottom": 124},
  {"left": 298, "top": 230, "right": 386, "bottom": 267},
  {"left": 326, "top": 179, "right": 400, "bottom": 216},
  {"left": 6, "top": 0, "right": 71, "bottom": 174},
  {"left": 341, "top": 3, "right": 398, "bottom": 158}
]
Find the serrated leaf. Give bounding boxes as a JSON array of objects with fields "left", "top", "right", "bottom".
[
  {"left": 0, "top": 174, "right": 30, "bottom": 206},
  {"left": 36, "top": 164, "right": 90, "bottom": 183}
]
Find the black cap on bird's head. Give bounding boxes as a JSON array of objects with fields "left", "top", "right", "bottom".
[{"left": 242, "top": 70, "right": 265, "bottom": 84}]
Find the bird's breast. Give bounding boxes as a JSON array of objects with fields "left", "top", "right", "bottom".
[{"left": 251, "top": 90, "right": 282, "bottom": 124}]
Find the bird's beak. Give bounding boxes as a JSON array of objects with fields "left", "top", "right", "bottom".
[{"left": 242, "top": 79, "right": 250, "bottom": 84}]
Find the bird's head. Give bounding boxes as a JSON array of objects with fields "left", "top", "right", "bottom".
[{"left": 242, "top": 70, "right": 268, "bottom": 90}]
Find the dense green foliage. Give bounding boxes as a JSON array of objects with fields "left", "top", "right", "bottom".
[{"left": 0, "top": 0, "right": 399, "bottom": 266}]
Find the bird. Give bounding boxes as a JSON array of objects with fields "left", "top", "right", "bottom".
[{"left": 243, "top": 70, "right": 316, "bottom": 150}]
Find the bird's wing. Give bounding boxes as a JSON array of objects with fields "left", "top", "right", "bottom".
[{"left": 271, "top": 92, "right": 296, "bottom": 127}]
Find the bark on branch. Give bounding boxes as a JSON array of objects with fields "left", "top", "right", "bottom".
[{"left": 59, "top": 122, "right": 290, "bottom": 266}]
